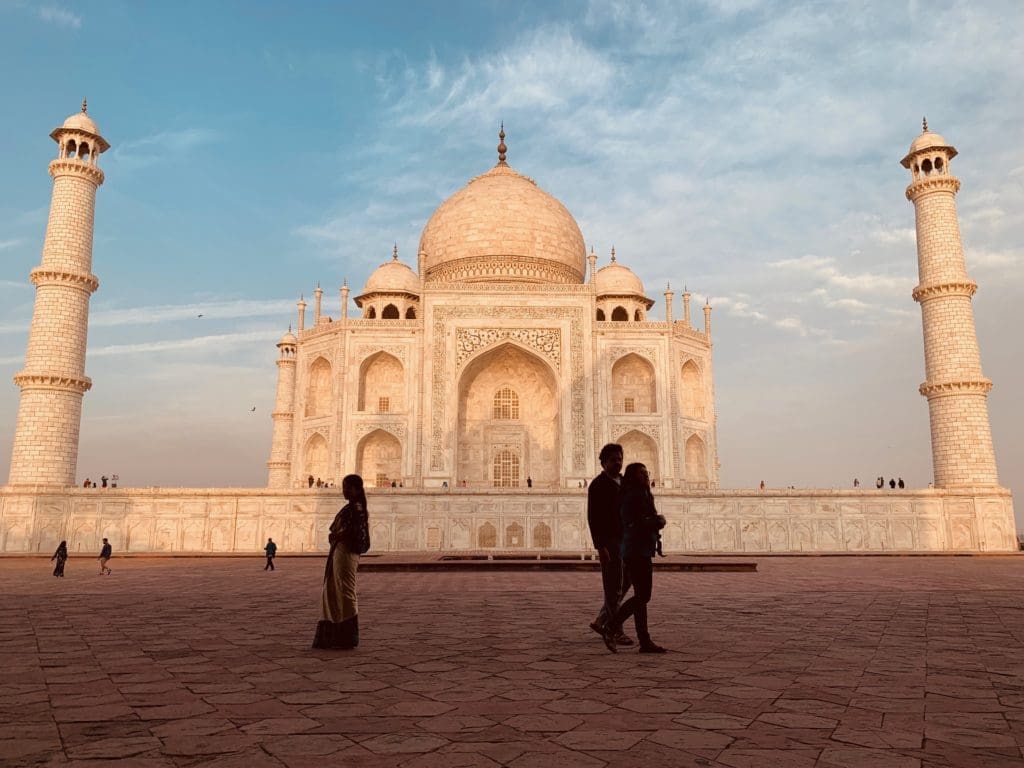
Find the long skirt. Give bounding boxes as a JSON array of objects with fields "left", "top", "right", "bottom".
[
  {"left": 312, "top": 544, "right": 359, "bottom": 649},
  {"left": 53, "top": 558, "right": 66, "bottom": 578}
]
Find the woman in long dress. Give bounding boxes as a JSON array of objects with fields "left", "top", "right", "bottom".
[
  {"left": 603, "top": 463, "right": 667, "bottom": 653},
  {"left": 312, "top": 474, "right": 370, "bottom": 649},
  {"left": 51, "top": 540, "right": 68, "bottom": 578}
]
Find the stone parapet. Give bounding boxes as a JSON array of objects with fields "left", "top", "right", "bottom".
[{"left": 0, "top": 486, "right": 1014, "bottom": 555}]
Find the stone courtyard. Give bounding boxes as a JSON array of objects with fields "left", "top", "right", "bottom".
[{"left": 4, "top": 555, "right": 1024, "bottom": 767}]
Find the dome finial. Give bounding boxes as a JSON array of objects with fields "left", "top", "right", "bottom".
[
  {"left": 922, "top": 116, "right": 928, "bottom": 133},
  {"left": 497, "top": 122, "right": 507, "bottom": 165},
  {"left": 610, "top": 246, "right": 616, "bottom": 263},
  {"left": 392, "top": 242, "right": 398, "bottom": 261},
  {"left": 81, "top": 97, "right": 88, "bottom": 114}
]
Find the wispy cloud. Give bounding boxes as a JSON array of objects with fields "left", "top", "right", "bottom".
[
  {"left": 106, "top": 128, "right": 220, "bottom": 172},
  {"left": 0, "top": 298, "right": 294, "bottom": 335},
  {"left": 38, "top": 5, "right": 81, "bottom": 28},
  {"left": 770, "top": 255, "right": 915, "bottom": 296},
  {"left": 0, "top": 238, "right": 24, "bottom": 252}
]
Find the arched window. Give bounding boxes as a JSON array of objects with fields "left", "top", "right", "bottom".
[
  {"left": 596, "top": 308, "right": 606, "bottom": 321},
  {"left": 492, "top": 388, "right": 519, "bottom": 420},
  {"left": 634, "top": 309, "right": 642, "bottom": 321},
  {"left": 358, "top": 352, "right": 404, "bottom": 412},
  {"left": 304, "top": 433, "right": 329, "bottom": 481},
  {"left": 66, "top": 140, "right": 77, "bottom": 158},
  {"left": 382, "top": 304, "right": 399, "bottom": 319},
  {"left": 611, "top": 354, "right": 657, "bottom": 414},
  {"left": 493, "top": 449, "right": 520, "bottom": 487},
  {"left": 79, "top": 142, "right": 90, "bottom": 162},
  {"left": 366, "top": 306, "right": 376, "bottom": 319},
  {"left": 922, "top": 158, "right": 933, "bottom": 176},
  {"left": 611, "top": 306, "right": 628, "bottom": 322},
  {"left": 405, "top": 307, "right": 416, "bottom": 319},
  {"left": 533, "top": 522, "right": 552, "bottom": 549},
  {"left": 685, "top": 434, "right": 708, "bottom": 484},
  {"left": 505, "top": 522, "right": 525, "bottom": 548},
  {"left": 478, "top": 522, "right": 497, "bottom": 548}
]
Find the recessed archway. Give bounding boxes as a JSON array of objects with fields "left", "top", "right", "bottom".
[
  {"left": 305, "top": 357, "right": 332, "bottom": 417},
  {"left": 357, "top": 429, "right": 403, "bottom": 488},
  {"left": 619, "top": 430, "right": 660, "bottom": 483},
  {"left": 304, "top": 433, "right": 329, "bottom": 482},
  {"left": 457, "top": 343, "right": 559, "bottom": 488},
  {"left": 681, "top": 360, "right": 703, "bottom": 418},
  {"left": 358, "top": 351, "right": 404, "bottom": 412},
  {"left": 685, "top": 434, "right": 708, "bottom": 484},
  {"left": 612, "top": 353, "right": 656, "bottom": 414}
]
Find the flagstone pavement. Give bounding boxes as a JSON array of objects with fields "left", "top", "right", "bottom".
[{"left": 4, "top": 555, "right": 1024, "bottom": 767}]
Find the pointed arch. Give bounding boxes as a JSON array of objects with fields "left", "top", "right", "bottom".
[
  {"left": 478, "top": 522, "right": 497, "bottom": 548},
  {"left": 596, "top": 308, "right": 606, "bottom": 321},
  {"left": 611, "top": 353, "right": 656, "bottom": 414},
  {"left": 681, "top": 359, "right": 704, "bottom": 418},
  {"left": 685, "top": 434, "right": 708, "bottom": 484},
  {"left": 505, "top": 522, "right": 525, "bottom": 548},
  {"left": 305, "top": 357, "right": 332, "bottom": 417},
  {"left": 358, "top": 351, "right": 404, "bottom": 412},
  {"left": 303, "top": 433, "right": 329, "bottom": 481},
  {"left": 533, "top": 522, "right": 553, "bottom": 549},
  {"left": 634, "top": 309, "right": 642, "bottom": 321},
  {"left": 366, "top": 306, "right": 376, "bottom": 319},
  {"left": 457, "top": 342, "right": 559, "bottom": 488},
  {"left": 356, "top": 429, "right": 403, "bottom": 488},
  {"left": 619, "top": 430, "right": 659, "bottom": 483},
  {"left": 405, "top": 306, "right": 417, "bottom": 319},
  {"left": 382, "top": 303, "right": 400, "bottom": 319},
  {"left": 611, "top": 306, "right": 628, "bottom": 322}
]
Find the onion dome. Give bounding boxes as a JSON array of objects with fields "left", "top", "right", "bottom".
[
  {"left": 355, "top": 246, "right": 420, "bottom": 306},
  {"left": 418, "top": 127, "right": 586, "bottom": 284},
  {"left": 51, "top": 99, "right": 110, "bottom": 151}
]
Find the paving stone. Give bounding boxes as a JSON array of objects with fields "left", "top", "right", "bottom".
[{"left": 6, "top": 557, "right": 1024, "bottom": 767}]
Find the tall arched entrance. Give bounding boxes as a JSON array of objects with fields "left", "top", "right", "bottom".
[
  {"left": 456, "top": 343, "right": 560, "bottom": 488},
  {"left": 357, "top": 429, "right": 403, "bottom": 488},
  {"left": 619, "top": 430, "right": 660, "bottom": 483}
]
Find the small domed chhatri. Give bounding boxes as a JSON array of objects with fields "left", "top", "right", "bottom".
[
  {"left": 51, "top": 98, "right": 110, "bottom": 152},
  {"left": 361, "top": 245, "right": 420, "bottom": 295},
  {"left": 418, "top": 127, "right": 586, "bottom": 284}
]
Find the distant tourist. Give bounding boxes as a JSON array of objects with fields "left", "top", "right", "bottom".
[
  {"left": 587, "top": 443, "right": 632, "bottom": 649},
  {"left": 527, "top": 476, "right": 533, "bottom": 488},
  {"left": 98, "top": 538, "right": 112, "bottom": 575},
  {"left": 876, "top": 477, "right": 884, "bottom": 489},
  {"left": 853, "top": 478, "right": 860, "bottom": 488},
  {"left": 759, "top": 480, "right": 765, "bottom": 491},
  {"left": 603, "top": 462, "right": 667, "bottom": 654},
  {"left": 898, "top": 477, "right": 905, "bottom": 489},
  {"left": 82, "top": 478, "right": 91, "bottom": 488},
  {"left": 264, "top": 538, "right": 277, "bottom": 571},
  {"left": 101, "top": 475, "right": 108, "bottom": 488},
  {"left": 313, "top": 474, "right": 370, "bottom": 650},
  {"left": 51, "top": 540, "right": 68, "bottom": 578},
  {"left": 889, "top": 478, "right": 896, "bottom": 489},
  {"left": 308, "top": 474, "right": 314, "bottom": 488}
]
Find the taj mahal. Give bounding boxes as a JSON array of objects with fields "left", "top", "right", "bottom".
[{"left": 0, "top": 106, "right": 1015, "bottom": 554}]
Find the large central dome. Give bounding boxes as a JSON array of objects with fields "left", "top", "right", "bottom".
[{"left": 418, "top": 140, "right": 586, "bottom": 284}]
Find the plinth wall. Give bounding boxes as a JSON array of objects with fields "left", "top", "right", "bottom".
[{"left": 0, "top": 487, "right": 1015, "bottom": 555}]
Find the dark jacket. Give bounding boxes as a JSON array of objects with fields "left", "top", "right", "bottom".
[
  {"left": 265, "top": 541, "right": 277, "bottom": 557},
  {"left": 334, "top": 501, "right": 370, "bottom": 555},
  {"left": 620, "top": 485, "right": 663, "bottom": 560},
  {"left": 99, "top": 543, "right": 112, "bottom": 559},
  {"left": 587, "top": 472, "right": 622, "bottom": 550}
]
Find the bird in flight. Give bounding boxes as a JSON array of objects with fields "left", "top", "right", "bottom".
[
  {"left": 250, "top": 406, "right": 256, "bottom": 412},
  {"left": 197, "top": 313, "right": 204, "bottom": 318}
]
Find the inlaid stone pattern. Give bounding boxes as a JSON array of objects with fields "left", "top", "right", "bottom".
[{"left": 456, "top": 328, "right": 560, "bottom": 368}]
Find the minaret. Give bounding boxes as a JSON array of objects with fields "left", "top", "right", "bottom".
[
  {"left": 682, "top": 286, "right": 691, "bottom": 327},
  {"left": 703, "top": 298, "right": 712, "bottom": 338},
  {"left": 588, "top": 246, "right": 598, "bottom": 284},
  {"left": 8, "top": 102, "right": 109, "bottom": 487},
  {"left": 663, "top": 283, "right": 673, "bottom": 324},
  {"left": 902, "top": 119, "right": 999, "bottom": 487},
  {"left": 267, "top": 328, "right": 298, "bottom": 488},
  {"left": 313, "top": 284, "right": 323, "bottom": 325},
  {"left": 296, "top": 296, "right": 306, "bottom": 332},
  {"left": 340, "top": 280, "right": 349, "bottom": 321}
]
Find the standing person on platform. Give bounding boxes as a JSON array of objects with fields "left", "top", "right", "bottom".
[
  {"left": 264, "top": 538, "right": 277, "bottom": 571},
  {"left": 51, "top": 540, "right": 68, "bottom": 578},
  {"left": 313, "top": 474, "right": 370, "bottom": 649},
  {"left": 98, "top": 538, "right": 112, "bottom": 575},
  {"left": 603, "top": 463, "right": 668, "bottom": 654},
  {"left": 587, "top": 443, "right": 633, "bottom": 647}
]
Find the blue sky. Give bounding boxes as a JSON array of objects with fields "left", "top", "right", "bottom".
[{"left": 0, "top": 1, "right": 1021, "bottom": 517}]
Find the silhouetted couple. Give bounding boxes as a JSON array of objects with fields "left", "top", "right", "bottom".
[{"left": 587, "top": 443, "right": 667, "bottom": 654}]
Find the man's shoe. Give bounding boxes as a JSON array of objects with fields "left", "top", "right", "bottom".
[
  {"left": 639, "top": 642, "right": 668, "bottom": 654},
  {"left": 615, "top": 633, "right": 635, "bottom": 646},
  {"left": 601, "top": 627, "right": 618, "bottom": 653},
  {"left": 589, "top": 621, "right": 604, "bottom": 637}
]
